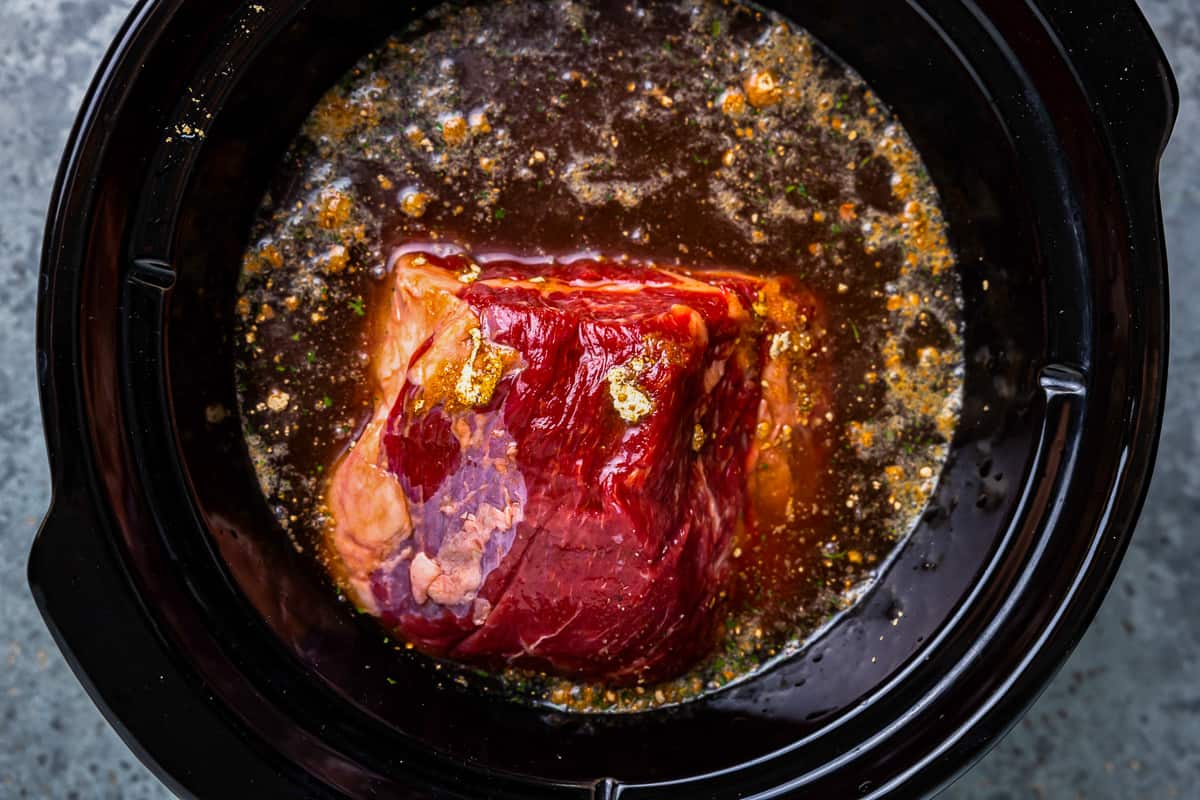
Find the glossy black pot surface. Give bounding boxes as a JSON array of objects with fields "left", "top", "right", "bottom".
[{"left": 30, "top": 1, "right": 1176, "bottom": 798}]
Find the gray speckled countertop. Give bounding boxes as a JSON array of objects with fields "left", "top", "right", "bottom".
[{"left": 0, "top": 1, "right": 1195, "bottom": 797}]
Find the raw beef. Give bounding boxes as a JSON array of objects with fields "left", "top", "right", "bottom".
[{"left": 326, "top": 249, "right": 829, "bottom": 683}]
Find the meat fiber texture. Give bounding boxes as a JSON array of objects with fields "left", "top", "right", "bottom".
[{"left": 326, "top": 248, "right": 829, "bottom": 684}]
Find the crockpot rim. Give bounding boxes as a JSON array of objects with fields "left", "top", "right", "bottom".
[{"left": 29, "top": 1, "right": 1177, "bottom": 798}]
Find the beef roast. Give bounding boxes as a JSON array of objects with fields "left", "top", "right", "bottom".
[{"left": 326, "top": 249, "right": 829, "bottom": 683}]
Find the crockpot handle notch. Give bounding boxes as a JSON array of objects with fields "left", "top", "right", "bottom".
[
  {"left": 29, "top": 260, "right": 335, "bottom": 800},
  {"left": 28, "top": 496, "right": 191, "bottom": 798},
  {"left": 29, "top": 494, "right": 321, "bottom": 800}
]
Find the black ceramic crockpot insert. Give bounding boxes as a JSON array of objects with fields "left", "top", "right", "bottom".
[{"left": 31, "top": 1, "right": 1176, "bottom": 798}]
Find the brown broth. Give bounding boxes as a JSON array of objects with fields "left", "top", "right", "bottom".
[{"left": 234, "top": 0, "right": 962, "bottom": 711}]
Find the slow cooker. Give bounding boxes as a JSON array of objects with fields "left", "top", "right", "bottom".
[{"left": 30, "top": 0, "right": 1176, "bottom": 797}]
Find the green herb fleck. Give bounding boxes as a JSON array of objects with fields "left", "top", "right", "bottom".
[
  {"left": 322, "top": 395, "right": 333, "bottom": 409},
  {"left": 711, "top": 19, "right": 721, "bottom": 37},
  {"left": 494, "top": 207, "right": 507, "bottom": 220},
  {"left": 348, "top": 297, "right": 365, "bottom": 317},
  {"left": 290, "top": 332, "right": 301, "bottom": 342},
  {"left": 306, "top": 350, "right": 316, "bottom": 364},
  {"left": 849, "top": 321, "right": 860, "bottom": 342},
  {"left": 386, "top": 677, "right": 397, "bottom": 686}
]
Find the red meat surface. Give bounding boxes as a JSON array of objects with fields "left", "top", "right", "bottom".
[{"left": 326, "top": 249, "right": 829, "bottom": 683}]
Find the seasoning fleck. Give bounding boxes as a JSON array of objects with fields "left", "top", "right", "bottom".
[
  {"left": 744, "top": 70, "right": 782, "bottom": 108},
  {"left": 266, "top": 390, "right": 290, "bottom": 412},
  {"left": 606, "top": 357, "right": 654, "bottom": 424},
  {"left": 400, "top": 188, "right": 431, "bottom": 218}
]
